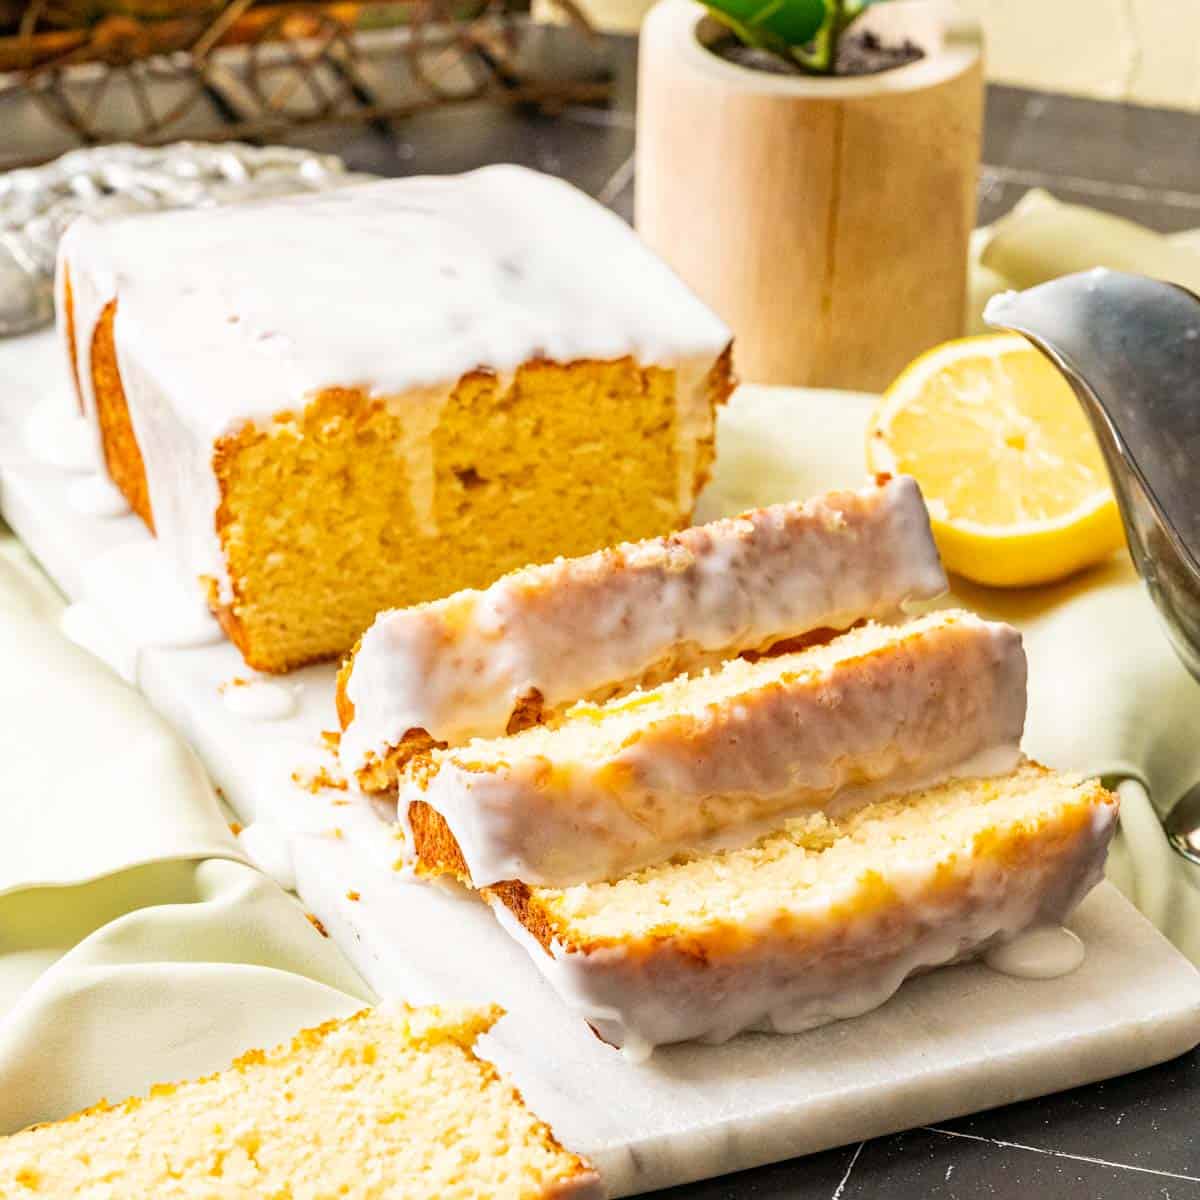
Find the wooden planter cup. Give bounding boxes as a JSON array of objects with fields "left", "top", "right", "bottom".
[{"left": 636, "top": 0, "right": 984, "bottom": 391}]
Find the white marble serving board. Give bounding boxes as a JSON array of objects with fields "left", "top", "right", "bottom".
[{"left": 3, "top": 329, "right": 1200, "bottom": 1198}]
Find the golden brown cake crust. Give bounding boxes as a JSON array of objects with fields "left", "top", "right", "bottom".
[
  {"left": 62, "top": 265, "right": 83, "bottom": 415},
  {"left": 410, "top": 798, "right": 472, "bottom": 882},
  {"left": 89, "top": 299, "right": 155, "bottom": 531}
]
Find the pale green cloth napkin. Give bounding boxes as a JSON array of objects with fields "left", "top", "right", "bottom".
[
  {"left": 0, "top": 538, "right": 370, "bottom": 1135},
  {"left": 4, "top": 189, "right": 1200, "bottom": 1142}
]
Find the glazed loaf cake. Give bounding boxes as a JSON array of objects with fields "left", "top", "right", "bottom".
[
  {"left": 489, "top": 764, "right": 1118, "bottom": 1054},
  {"left": 57, "top": 166, "right": 733, "bottom": 672},
  {"left": 398, "top": 611, "right": 1026, "bottom": 887},
  {"left": 0, "top": 1004, "right": 599, "bottom": 1198},
  {"left": 338, "top": 476, "right": 947, "bottom": 794}
]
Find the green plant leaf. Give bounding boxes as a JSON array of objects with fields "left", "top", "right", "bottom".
[{"left": 699, "top": 0, "right": 826, "bottom": 50}]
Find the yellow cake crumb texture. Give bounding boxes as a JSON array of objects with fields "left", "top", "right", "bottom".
[
  {"left": 0, "top": 1005, "right": 597, "bottom": 1199},
  {"left": 211, "top": 357, "right": 722, "bottom": 673}
]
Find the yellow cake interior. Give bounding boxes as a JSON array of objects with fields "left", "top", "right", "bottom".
[
  {"left": 509, "top": 763, "right": 1112, "bottom": 947},
  {"left": 213, "top": 359, "right": 721, "bottom": 672},
  {"left": 0, "top": 1005, "right": 594, "bottom": 1199}
]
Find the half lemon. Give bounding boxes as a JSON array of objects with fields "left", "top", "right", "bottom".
[{"left": 866, "top": 334, "right": 1125, "bottom": 587}]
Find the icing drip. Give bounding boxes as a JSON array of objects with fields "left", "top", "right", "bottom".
[
  {"left": 618, "top": 1036, "right": 656, "bottom": 1066},
  {"left": 24, "top": 397, "right": 98, "bottom": 472},
  {"left": 221, "top": 678, "right": 298, "bottom": 721},
  {"left": 984, "top": 926, "right": 1085, "bottom": 980},
  {"left": 82, "top": 542, "right": 223, "bottom": 651},
  {"left": 672, "top": 355, "right": 720, "bottom": 515},
  {"left": 384, "top": 384, "right": 453, "bottom": 538},
  {"left": 66, "top": 473, "right": 132, "bottom": 518},
  {"left": 238, "top": 821, "right": 298, "bottom": 892}
]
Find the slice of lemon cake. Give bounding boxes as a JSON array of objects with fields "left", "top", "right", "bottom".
[
  {"left": 338, "top": 476, "right": 947, "bottom": 794},
  {"left": 0, "top": 1004, "right": 600, "bottom": 1199},
  {"left": 57, "top": 166, "right": 733, "bottom": 672},
  {"left": 487, "top": 764, "right": 1118, "bottom": 1054},
  {"left": 395, "top": 610, "right": 1023, "bottom": 887}
]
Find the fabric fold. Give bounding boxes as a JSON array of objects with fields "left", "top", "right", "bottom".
[{"left": 0, "top": 538, "right": 370, "bottom": 1136}]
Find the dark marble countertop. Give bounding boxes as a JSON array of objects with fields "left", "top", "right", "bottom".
[{"left": 281, "top": 32, "right": 1200, "bottom": 1198}]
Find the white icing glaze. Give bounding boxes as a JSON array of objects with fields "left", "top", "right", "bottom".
[
  {"left": 407, "top": 611, "right": 1026, "bottom": 887},
  {"left": 984, "top": 925, "right": 1085, "bottom": 980},
  {"left": 57, "top": 166, "right": 731, "bottom": 609},
  {"left": 221, "top": 677, "right": 297, "bottom": 721},
  {"left": 238, "top": 821, "right": 298, "bottom": 892},
  {"left": 59, "top": 601, "right": 137, "bottom": 684},
  {"left": 23, "top": 395, "right": 99, "bottom": 473},
  {"left": 66, "top": 473, "right": 132, "bottom": 518},
  {"left": 341, "top": 477, "right": 947, "bottom": 778},
  {"left": 490, "top": 800, "right": 1116, "bottom": 1054},
  {"left": 81, "top": 542, "right": 223, "bottom": 651}
]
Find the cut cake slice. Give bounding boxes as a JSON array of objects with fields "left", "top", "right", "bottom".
[
  {"left": 338, "top": 475, "right": 947, "bottom": 794},
  {"left": 488, "top": 763, "right": 1118, "bottom": 1054},
  {"left": 0, "top": 1004, "right": 599, "bottom": 1199},
  {"left": 397, "top": 609, "right": 1025, "bottom": 887}
]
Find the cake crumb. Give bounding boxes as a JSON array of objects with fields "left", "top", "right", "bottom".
[
  {"left": 346, "top": 890, "right": 361, "bottom": 902},
  {"left": 291, "top": 765, "right": 349, "bottom": 793},
  {"left": 218, "top": 676, "right": 251, "bottom": 694},
  {"left": 306, "top": 913, "right": 329, "bottom": 937},
  {"left": 330, "top": 797, "right": 350, "bottom": 807},
  {"left": 229, "top": 821, "right": 244, "bottom": 836},
  {"left": 327, "top": 827, "right": 344, "bottom": 840},
  {"left": 321, "top": 729, "right": 341, "bottom": 751}
]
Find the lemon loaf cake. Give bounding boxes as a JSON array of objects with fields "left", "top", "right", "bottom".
[
  {"left": 488, "top": 764, "right": 1118, "bottom": 1053},
  {"left": 338, "top": 476, "right": 947, "bottom": 794},
  {"left": 56, "top": 166, "right": 733, "bottom": 672},
  {"left": 0, "top": 1004, "right": 600, "bottom": 1199},
  {"left": 397, "top": 610, "right": 1025, "bottom": 887}
]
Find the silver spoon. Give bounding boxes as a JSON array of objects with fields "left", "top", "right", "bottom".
[{"left": 984, "top": 270, "right": 1200, "bottom": 864}]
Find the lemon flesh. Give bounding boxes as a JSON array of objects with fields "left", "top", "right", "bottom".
[{"left": 867, "top": 334, "right": 1126, "bottom": 588}]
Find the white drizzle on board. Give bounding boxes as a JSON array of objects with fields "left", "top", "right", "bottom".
[
  {"left": 984, "top": 926, "right": 1086, "bottom": 980},
  {"left": 221, "top": 678, "right": 297, "bottom": 721},
  {"left": 24, "top": 395, "right": 98, "bottom": 473},
  {"left": 81, "top": 541, "right": 223, "bottom": 650}
]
